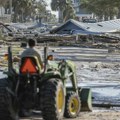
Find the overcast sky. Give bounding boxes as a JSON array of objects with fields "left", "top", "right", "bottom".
[{"left": 46, "top": 0, "right": 58, "bottom": 17}]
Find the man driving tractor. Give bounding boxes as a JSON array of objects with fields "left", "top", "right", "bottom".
[
  {"left": 14, "top": 39, "right": 43, "bottom": 70},
  {"left": 21, "top": 39, "right": 43, "bottom": 68}
]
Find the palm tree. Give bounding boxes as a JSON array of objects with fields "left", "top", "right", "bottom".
[
  {"left": 51, "top": 0, "right": 67, "bottom": 23},
  {"left": 12, "top": 0, "right": 47, "bottom": 22},
  {"left": 12, "top": 0, "right": 35, "bottom": 22},
  {"left": 0, "top": 0, "right": 8, "bottom": 6},
  {"left": 63, "top": 3, "right": 75, "bottom": 22},
  {"left": 35, "top": 0, "right": 47, "bottom": 22},
  {"left": 0, "top": 0, "right": 8, "bottom": 22},
  {"left": 51, "top": 0, "right": 75, "bottom": 23},
  {"left": 80, "top": 0, "right": 119, "bottom": 21}
]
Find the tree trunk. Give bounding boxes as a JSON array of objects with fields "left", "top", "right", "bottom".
[
  {"left": 13, "top": 6, "right": 17, "bottom": 22},
  {"left": 39, "top": 17, "right": 42, "bottom": 24},
  {"left": 110, "top": 15, "right": 114, "bottom": 20},
  {"left": 1, "top": 7, "right": 3, "bottom": 22},
  {"left": 117, "top": 7, "right": 120, "bottom": 19},
  {"left": 104, "top": 14, "right": 108, "bottom": 21},
  {"left": 21, "top": 9, "right": 24, "bottom": 23},
  {"left": 58, "top": 8, "right": 63, "bottom": 23},
  {"left": 98, "top": 15, "right": 103, "bottom": 22},
  {"left": 9, "top": 0, "right": 12, "bottom": 15},
  {"left": 4, "top": 6, "right": 7, "bottom": 14}
]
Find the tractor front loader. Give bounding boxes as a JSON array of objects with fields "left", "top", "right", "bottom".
[{"left": 0, "top": 46, "right": 92, "bottom": 120}]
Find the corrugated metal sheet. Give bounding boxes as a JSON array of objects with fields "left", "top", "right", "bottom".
[
  {"left": 85, "top": 19, "right": 120, "bottom": 32},
  {"left": 51, "top": 19, "right": 120, "bottom": 35}
]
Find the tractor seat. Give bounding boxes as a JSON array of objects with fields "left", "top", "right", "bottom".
[{"left": 20, "top": 56, "right": 42, "bottom": 75}]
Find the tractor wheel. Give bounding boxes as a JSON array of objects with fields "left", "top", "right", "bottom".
[
  {"left": 64, "top": 92, "right": 81, "bottom": 118},
  {"left": 0, "top": 79, "right": 18, "bottom": 120},
  {"left": 41, "top": 78, "right": 65, "bottom": 120}
]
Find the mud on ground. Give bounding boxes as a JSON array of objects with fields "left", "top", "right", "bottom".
[{"left": 0, "top": 45, "right": 120, "bottom": 120}]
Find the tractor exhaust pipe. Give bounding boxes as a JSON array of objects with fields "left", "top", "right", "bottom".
[
  {"left": 44, "top": 45, "right": 48, "bottom": 72},
  {"left": 8, "top": 46, "right": 13, "bottom": 72}
]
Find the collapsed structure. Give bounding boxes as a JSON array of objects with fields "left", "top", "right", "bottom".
[{"left": 50, "top": 19, "right": 120, "bottom": 36}]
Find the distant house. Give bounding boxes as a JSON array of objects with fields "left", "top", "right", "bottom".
[
  {"left": 50, "top": 19, "right": 86, "bottom": 34},
  {"left": 72, "top": 0, "right": 93, "bottom": 21},
  {"left": 50, "top": 19, "right": 96, "bottom": 34},
  {"left": 50, "top": 19, "right": 120, "bottom": 35}
]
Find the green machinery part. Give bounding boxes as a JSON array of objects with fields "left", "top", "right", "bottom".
[
  {"left": 66, "top": 61, "right": 92, "bottom": 111},
  {"left": 79, "top": 88, "right": 92, "bottom": 111}
]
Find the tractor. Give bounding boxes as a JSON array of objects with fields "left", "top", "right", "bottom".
[{"left": 0, "top": 46, "right": 92, "bottom": 120}]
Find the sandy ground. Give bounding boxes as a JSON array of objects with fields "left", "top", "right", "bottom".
[
  {"left": 1, "top": 46, "right": 120, "bottom": 120},
  {"left": 74, "top": 110, "right": 120, "bottom": 120},
  {"left": 20, "top": 110, "right": 120, "bottom": 120},
  {"left": 19, "top": 47, "right": 120, "bottom": 120}
]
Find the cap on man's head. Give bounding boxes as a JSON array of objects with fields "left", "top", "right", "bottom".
[{"left": 28, "top": 39, "right": 37, "bottom": 47}]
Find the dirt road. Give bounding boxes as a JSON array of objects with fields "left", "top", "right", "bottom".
[
  {"left": 1, "top": 46, "right": 120, "bottom": 120},
  {"left": 20, "top": 110, "right": 120, "bottom": 120}
]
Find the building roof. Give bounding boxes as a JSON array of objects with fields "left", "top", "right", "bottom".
[{"left": 50, "top": 19, "right": 120, "bottom": 35}]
